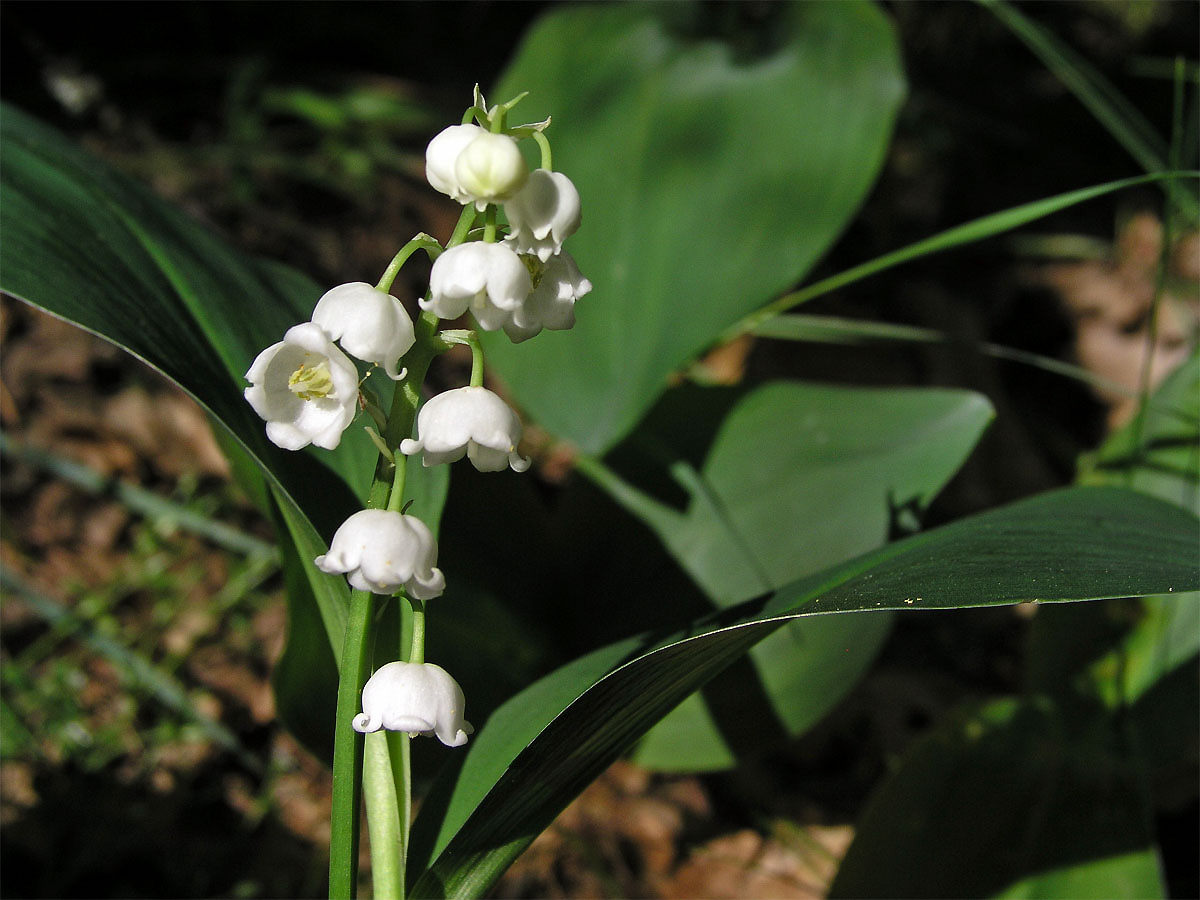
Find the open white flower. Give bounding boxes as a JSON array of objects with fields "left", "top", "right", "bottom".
[
  {"left": 244, "top": 322, "right": 360, "bottom": 451},
  {"left": 423, "top": 242, "right": 531, "bottom": 330},
  {"left": 504, "top": 169, "right": 582, "bottom": 262},
  {"left": 314, "top": 509, "right": 445, "bottom": 599},
  {"left": 401, "top": 386, "right": 530, "bottom": 472},
  {"left": 311, "top": 282, "right": 415, "bottom": 380},
  {"left": 352, "top": 661, "right": 473, "bottom": 747},
  {"left": 454, "top": 131, "right": 528, "bottom": 209},
  {"left": 503, "top": 250, "right": 593, "bottom": 343},
  {"left": 426, "top": 124, "right": 487, "bottom": 204}
]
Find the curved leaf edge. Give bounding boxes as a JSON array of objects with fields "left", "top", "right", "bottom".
[{"left": 409, "top": 485, "right": 1199, "bottom": 897}]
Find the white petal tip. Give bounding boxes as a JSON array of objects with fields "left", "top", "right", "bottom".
[
  {"left": 352, "top": 713, "right": 375, "bottom": 733},
  {"left": 399, "top": 439, "right": 422, "bottom": 456},
  {"left": 510, "top": 454, "right": 532, "bottom": 473}
]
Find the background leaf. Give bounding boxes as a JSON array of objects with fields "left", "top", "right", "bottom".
[
  {"left": 409, "top": 486, "right": 1198, "bottom": 898},
  {"left": 482, "top": 0, "right": 906, "bottom": 454},
  {"left": 585, "top": 381, "right": 994, "bottom": 770}
]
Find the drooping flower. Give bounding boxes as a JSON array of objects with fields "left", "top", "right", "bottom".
[
  {"left": 401, "top": 386, "right": 530, "bottom": 472},
  {"left": 311, "top": 282, "right": 415, "bottom": 380},
  {"left": 423, "top": 241, "right": 532, "bottom": 330},
  {"left": 504, "top": 169, "right": 582, "bottom": 262},
  {"left": 352, "top": 661, "right": 473, "bottom": 746},
  {"left": 314, "top": 509, "right": 445, "bottom": 599},
  {"left": 426, "top": 123, "right": 487, "bottom": 204},
  {"left": 453, "top": 131, "right": 528, "bottom": 209},
  {"left": 503, "top": 249, "right": 592, "bottom": 343},
  {"left": 244, "top": 322, "right": 361, "bottom": 451}
]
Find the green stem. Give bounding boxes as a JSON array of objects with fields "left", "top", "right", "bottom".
[
  {"left": 329, "top": 307, "right": 447, "bottom": 899},
  {"left": 394, "top": 594, "right": 429, "bottom": 897},
  {"left": 368, "top": 310, "right": 444, "bottom": 510},
  {"left": 447, "top": 205, "right": 478, "bottom": 250},
  {"left": 375, "top": 234, "right": 444, "bottom": 293},
  {"left": 408, "top": 597, "right": 426, "bottom": 664},
  {"left": 483, "top": 205, "right": 497, "bottom": 244},
  {"left": 468, "top": 337, "right": 485, "bottom": 388},
  {"left": 532, "top": 130, "right": 553, "bottom": 171},
  {"left": 386, "top": 456, "right": 409, "bottom": 514},
  {"left": 395, "top": 732, "right": 412, "bottom": 894},
  {"left": 328, "top": 588, "right": 375, "bottom": 899},
  {"left": 364, "top": 731, "right": 404, "bottom": 899}
]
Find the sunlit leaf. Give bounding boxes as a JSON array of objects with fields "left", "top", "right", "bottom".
[
  {"left": 483, "top": 0, "right": 906, "bottom": 453},
  {"left": 409, "top": 487, "right": 1198, "bottom": 898},
  {"left": 585, "top": 381, "right": 994, "bottom": 771}
]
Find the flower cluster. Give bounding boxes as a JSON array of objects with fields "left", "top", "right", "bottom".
[
  {"left": 423, "top": 110, "right": 591, "bottom": 342},
  {"left": 243, "top": 89, "right": 589, "bottom": 748}
]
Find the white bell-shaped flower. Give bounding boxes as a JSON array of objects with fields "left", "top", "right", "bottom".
[
  {"left": 352, "top": 661, "right": 474, "bottom": 747},
  {"left": 503, "top": 250, "right": 593, "bottom": 343},
  {"left": 426, "top": 124, "right": 487, "bottom": 204},
  {"left": 423, "top": 242, "right": 532, "bottom": 329},
  {"left": 504, "top": 169, "right": 582, "bottom": 262},
  {"left": 454, "top": 131, "right": 528, "bottom": 210},
  {"left": 314, "top": 509, "right": 445, "bottom": 599},
  {"left": 401, "top": 386, "right": 530, "bottom": 472},
  {"left": 244, "top": 322, "right": 361, "bottom": 451},
  {"left": 311, "top": 282, "right": 415, "bottom": 380}
]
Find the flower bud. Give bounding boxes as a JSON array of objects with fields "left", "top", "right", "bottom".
[
  {"left": 400, "top": 386, "right": 530, "bottom": 472},
  {"left": 315, "top": 509, "right": 445, "bottom": 599},
  {"left": 244, "top": 323, "right": 360, "bottom": 451},
  {"left": 353, "top": 661, "right": 473, "bottom": 748},
  {"left": 426, "top": 124, "right": 487, "bottom": 204},
  {"left": 454, "top": 131, "right": 528, "bottom": 209},
  {"left": 311, "top": 283, "right": 415, "bottom": 380}
]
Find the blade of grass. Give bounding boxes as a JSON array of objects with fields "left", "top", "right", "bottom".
[
  {"left": 725, "top": 171, "right": 1199, "bottom": 341},
  {"left": 1131, "top": 57, "right": 1190, "bottom": 466},
  {"left": 979, "top": 0, "right": 1198, "bottom": 222},
  {"left": 748, "top": 313, "right": 1195, "bottom": 423}
]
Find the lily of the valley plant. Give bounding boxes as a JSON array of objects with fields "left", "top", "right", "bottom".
[{"left": 243, "top": 86, "right": 589, "bottom": 899}]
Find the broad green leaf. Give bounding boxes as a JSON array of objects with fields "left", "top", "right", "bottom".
[
  {"left": 587, "top": 381, "right": 993, "bottom": 771},
  {"left": 484, "top": 0, "right": 906, "bottom": 454},
  {"left": 1, "top": 102, "right": 390, "bottom": 532},
  {"left": 828, "top": 698, "right": 1166, "bottom": 899},
  {"left": 0, "top": 102, "right": 450, "bottom": 597},
  {"left": 409, "top": 487, "right": 1198, "bottom": 898},
  {"left": 0, "top": 104, "right": 447, "bottom": 745},
  {"left": 596, "top": 383, "right": 995, "bottom": 603}
]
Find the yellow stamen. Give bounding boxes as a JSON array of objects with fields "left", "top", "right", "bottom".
[{"left": 288, "top": 359, "right": 335, "bottom": 401}]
